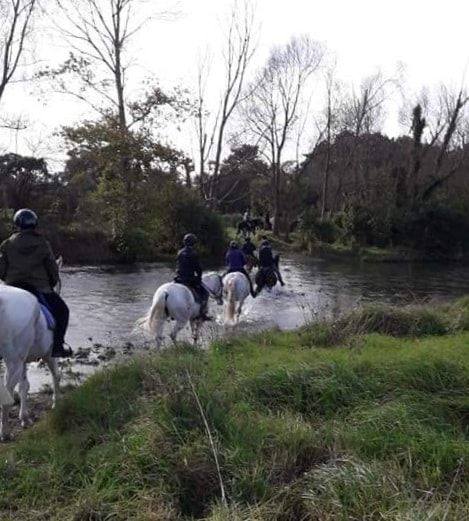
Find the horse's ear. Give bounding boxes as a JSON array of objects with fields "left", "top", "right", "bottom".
[{"left": 56, "top": 256, "right": 63, "bottom": 269}]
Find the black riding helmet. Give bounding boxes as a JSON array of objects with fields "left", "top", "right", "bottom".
[
  {"left": 14, "top": 208, "right": 38, "bottom": 230},
  {"left": 183, "top": 233, "right": 197, "bottom": 247}
]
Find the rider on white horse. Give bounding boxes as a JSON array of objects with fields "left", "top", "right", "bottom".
[
  {"left": 174, "top": 233, "right": 211, "bottom": 321},
  {"left": 226, "top": 241, "right": 256, "bottom": 298},
  {"left": 0, "top": 209, "right": 72, "bottom": 357}
]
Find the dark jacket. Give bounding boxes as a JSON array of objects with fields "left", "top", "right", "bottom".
[
  {"left": 0, "top": 230, "right": 59, "bottom": 293},
  {"left": 242, "top": 241, "right": 256, "bottom": 257},
  {"left": 175, "top": 245, "right": 202, "bottom": 285},
  {"left": 226, "top": 248, "right": 246, "bottom": 271},
  {"left": 259, "top": 244, "right": 275, "bottom": 268}
]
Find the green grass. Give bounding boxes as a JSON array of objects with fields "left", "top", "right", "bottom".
[{"left": 1, "top": 303, "right": 469, "bottom": 519}]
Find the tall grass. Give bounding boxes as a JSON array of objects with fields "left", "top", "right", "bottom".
[{"left": 1, "top": 304, "right": 469, "bottom": 520}]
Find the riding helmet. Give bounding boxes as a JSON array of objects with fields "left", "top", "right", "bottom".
[
  {"left": 261, "top": 239, "right": 270, "bottom": 246},
  {"left": 230, "top": 240, "right": 238, "bottom": 248},
  {"left": 13, "top": 208, "right": 38, "bottom": 230},
  {"left": 183, "top": 233, "right": 197, "bottom": 246}
]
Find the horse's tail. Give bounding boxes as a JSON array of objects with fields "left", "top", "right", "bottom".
[
  {"left": 137, "top": 291, "right": 169, "bottom": 333},
  {"left": 225, "top": 277, "right": 236, "bottom": 322}
]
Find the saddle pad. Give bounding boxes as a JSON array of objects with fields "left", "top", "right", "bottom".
[{"left": 40, "top": 304, "right": 56, "bottom": 330}]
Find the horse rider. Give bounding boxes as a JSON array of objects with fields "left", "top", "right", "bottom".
[
  {"left": 258, "top": 239, "right": 285, "bottom": 287},
  {"left": 0, "top": 209, "right": 72, "bottom": 357},
  {"left": 241, "top": 236, "right": 257, "bottom": 271},
  {"left": 174, "top": 233, "right": 211, "bottom": 320},
  {"left": 225, "top": 240, "right": 256, "bottom": 298}
]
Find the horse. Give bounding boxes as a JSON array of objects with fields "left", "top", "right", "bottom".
[
  {"left": 237, "top": 218, "right": 264, "bottom": 239},
  {"left": 0, "top": 256, "right": 64, "bottom": 441},
  {"left": 0, "top": 286, "right": 61, "bottom": 441},
  {"left": 237, "top": 220, "right": 253, "bottom": 239},
  {"left": 137, "top": 273, "right": 223, "bottom": 348},
  {"left": 255, "top": 267, "right": 278, "bottom": 294},
  {"left": 250, "top": 217, "right": 264, "bottom": 233},
  {"left": 223, "top": 271, "right": 251, "bottom": 324}
]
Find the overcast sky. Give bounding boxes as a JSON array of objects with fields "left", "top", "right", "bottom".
[{"left": 1, "top": 0, "right": 468, "bottom": 166}]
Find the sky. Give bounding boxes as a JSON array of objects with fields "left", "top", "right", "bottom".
[{"left": 1, "top": 0, "right": 469, "bottom": 168}]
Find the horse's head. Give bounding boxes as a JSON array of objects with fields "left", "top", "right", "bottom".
[{"left": 202, "top": 272, "right": 224, "bottom": 305}]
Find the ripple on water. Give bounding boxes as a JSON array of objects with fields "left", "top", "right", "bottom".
[{"left": 9, "top": 255, "right": 469, "bottom": 391}]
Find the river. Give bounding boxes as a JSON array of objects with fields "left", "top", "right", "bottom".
[{"left": 10, "top": 254, "right": 469, "bottom": 390}]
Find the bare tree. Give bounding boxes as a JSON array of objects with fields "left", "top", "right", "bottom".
[
  {"left": 400, "top": 83, "right": 469, "bottom": 204},
  {"left": 317, "top": 66, "right": 342, "bottom": 220},
  {"left": 51, "top": 0, "right": 157, "bottom": 130},
  {"left": 329, "top": 70, "right": 398, "bottom": 206},
  {"left": 0, "top": 0, "right": 38, "bottom": 104},
  {"left": 194, "top": 0, "right": 256, "bottom": 207},
  {"left": 241, "top": 35, "right": 325, "bottom": 234}
]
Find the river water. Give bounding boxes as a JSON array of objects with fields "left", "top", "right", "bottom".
[{"left": 12, "top": 254, "right": 469, "bottom": 390}]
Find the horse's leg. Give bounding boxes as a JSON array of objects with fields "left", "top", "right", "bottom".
[
  {"left": 190, "top": 319, "right": 201, "bottom": 345},
  {"left": 1, "top": 361, "right": 22, "bottom": 441},
  {"left": 236, "top": 298, "right": 246, "bottom": 322},
  {"left": 169, "top": 320, "right": 186, "bottom": 346},
  {"left": 45, "top": 356, "right": 60, "bottom": 409},
  {"left": 18, "top": 364, "right": 32, "bottom": 427},
  {"left": 154, "top": 318, "right": 166, "bottom": 349}
]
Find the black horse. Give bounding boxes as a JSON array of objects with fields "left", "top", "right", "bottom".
[{"left": 236, "top": 218, "right": 264, "bottom": 238}]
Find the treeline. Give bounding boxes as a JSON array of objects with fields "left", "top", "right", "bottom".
[{"left": 2, "top": 1, "right": 469, "bottom": 262}]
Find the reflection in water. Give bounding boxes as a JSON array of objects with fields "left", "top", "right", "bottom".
[{"left": 16, "top": 255, "right": 469, "bottom": 390}]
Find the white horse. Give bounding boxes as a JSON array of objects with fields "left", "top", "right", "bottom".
[
  {"left": 223, "top": 271, "right": 251, "bottom": 324},
  {"left": 138, "top": 273, "right": 223, "bottom": 348},
  {"left": 0, "top": 256, "right": 63, "bottom": 441},
  {"left": 0, "top": 286, "right": 60, "bottom": 441}
]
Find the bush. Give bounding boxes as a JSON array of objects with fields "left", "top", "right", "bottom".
[
  {"left": 300, "top": 210, "right": 340, "bottom": 244},
  {"left": 391, "top": 205, "right": 469, "bottom": 258},
  {"left": 301, "top": 303, "right": 449, "bottom": 347}
]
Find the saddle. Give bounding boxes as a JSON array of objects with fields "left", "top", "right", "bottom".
[{"left": 39, "top": 303, "right": 56, "bottom": 330}]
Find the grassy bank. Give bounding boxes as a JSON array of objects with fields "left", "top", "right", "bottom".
[
  {"left": 225, "top": 226, "right": 432, "bottom": 263},
  {"left": 1, "top": 301, "right": 469, "bottom": 520}
]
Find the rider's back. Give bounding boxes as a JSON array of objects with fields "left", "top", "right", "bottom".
[
  {"left": 0, "top": 231, "right": 58, "bottom": 292},
  {"left": 176, "top": 246, "right": 201, "bottom": 284},
  {"left": 226, "top": 249, "right": 246, "bottom": 270}
]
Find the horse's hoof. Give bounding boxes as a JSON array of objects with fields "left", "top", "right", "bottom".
[{"left": 21, "top": 416, "right": 33, "bottom": 428}]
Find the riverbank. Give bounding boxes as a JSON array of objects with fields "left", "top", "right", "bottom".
[
  {"left": 1, "top": 300, "right": 468, "bottom": 520},
  {"left": 230, "top": 226, "right": 468, "bottom": 264}
]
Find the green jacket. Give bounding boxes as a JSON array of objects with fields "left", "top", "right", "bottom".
[{"left": 0, "top": 231, "right": 59, "bottom": 293}]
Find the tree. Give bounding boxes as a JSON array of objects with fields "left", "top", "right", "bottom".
[
  {"left": 241, "top": 35, "right": 325, "bottom": 234},
  {"left": 0, "top": 0, "right": 38, "bottom": 105},
  {"left": 215, "top": 144, "right": 269, "bottom": 213},
  {"left": 316, "top": 66, "right": 343, "bottom": 220},
  {"left": 0, "top": 152, "right": 49, "bottom": 210},
  {"left": 195, "top": 0, "right": 256, "bottom": 207}
]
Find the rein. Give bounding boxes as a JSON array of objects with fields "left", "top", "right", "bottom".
[{"left": 203, "top": 274, "right": 224, "bottom": 300}]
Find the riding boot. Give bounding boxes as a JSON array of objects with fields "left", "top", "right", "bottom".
[
  {"left": 52, "top": 339, "right": 73, "bottom": 358},
  {"left": 42, "top": 292, "right": 73, "bottom": 357}
]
